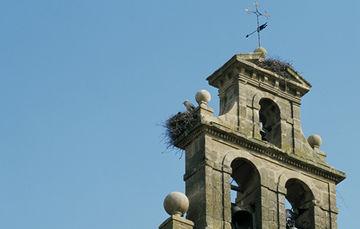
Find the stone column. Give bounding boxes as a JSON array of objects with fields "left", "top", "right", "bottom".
[
  {"left": 261, "top": 186, "right": 279, "bottom": 229},
  {"left": 252, "top": 103, "right": 261, "bottom": 140}
]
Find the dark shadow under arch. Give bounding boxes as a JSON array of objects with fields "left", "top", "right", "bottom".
[
  {"left": 230, "top": 158, "right": 261, "bottom": 229},
  {"left": 259, "top": 98, "right": 281, "bottom": 148},
  {"left": 285, "top": 179, "right": 315, "bottom": 229}
]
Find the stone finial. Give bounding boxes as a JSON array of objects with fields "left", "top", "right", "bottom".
[
  {"left": 307, "top": 134, "right": 322, "bottom": 149},
  {"left": 195, "top": 89, "right": 211, "bottom": 105},
  {"left": 163, "top": 192, "right": 189, "bottom": 217},
  {"left": 254, "top": 47, "right": 267, "bottom": 58}
]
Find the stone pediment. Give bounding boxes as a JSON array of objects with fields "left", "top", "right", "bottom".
[
  {"left": 244, "top": 57, "right": 311, "bottom": 90},
  {"left": 207, "top": 51, "right": 312, "bottom": 99}
]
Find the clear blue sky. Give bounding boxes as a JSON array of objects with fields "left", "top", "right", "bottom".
[{"left": 0, "top": 0, "right": 359, "bottom": 228}]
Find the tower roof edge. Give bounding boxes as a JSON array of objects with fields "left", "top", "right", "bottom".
[{"left": 207, "top": 52, "right": 311, "bottom": 98}]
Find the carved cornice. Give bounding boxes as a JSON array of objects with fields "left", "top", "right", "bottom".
[{"left": 174, "top": 121, "right": 346, "bottom": 184}]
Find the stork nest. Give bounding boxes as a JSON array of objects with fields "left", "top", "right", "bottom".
[
  {"left": 251, "top": 58, "right": 298, "bottom": 79},
  {"left": 164, "top": 111, "right": 198, "bottom": 148}
]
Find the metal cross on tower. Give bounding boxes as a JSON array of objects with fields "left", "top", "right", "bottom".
[{"left": 245, "top": 1, "right": 270, "bottom": 48}]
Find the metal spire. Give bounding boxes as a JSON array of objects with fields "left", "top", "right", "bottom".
[{"left": 245, "top": 1, "right": 270, "bottom": 47}]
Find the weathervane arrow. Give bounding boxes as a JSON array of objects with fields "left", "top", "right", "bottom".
[
  {"left": 246, "top": 22, "right": 268, "bottom": 38},
  {"left": 245, "top": 1, "right": 270, "bottom": 47}
]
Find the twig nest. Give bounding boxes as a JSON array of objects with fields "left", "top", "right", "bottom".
[
  {"left": 195, "top": 89, "right": 211, "bottom": 105},
  {"left": 163, "top": 192, "right": 189, "bottom": 216},
  {"left": 254, "top": 47, "right": 267, "bottom": 58},
  {"left": 307, "top": 134, "right": 322, "bottom": 148}
]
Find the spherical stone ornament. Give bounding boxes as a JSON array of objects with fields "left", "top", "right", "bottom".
[
  {"left": 307, "top": 134, "right": 322, "bottom": 148},
  {"left": 254, "top": 47, "right": 267, "bottom": 58},
  {"left": 163, "top": 192, "right": 189, "bottom": 216},
  {"left": 195, "top": 89, "right": 211, "bottom": 105}
]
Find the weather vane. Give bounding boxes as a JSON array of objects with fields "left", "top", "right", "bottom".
[{"left": 245, "top": 1, "right": 270, "bottom": 48}]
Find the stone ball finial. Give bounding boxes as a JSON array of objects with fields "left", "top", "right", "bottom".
[
  {"left": 163, "top": 192, "right": 189, "bottom": 216},
  {"left": 254, "top": 47, "right": 267, "bottom": 58},
  {"left": 195, "top": 89, "right": 211, "bottom": 105},
  {"left": 308, "top": 134, "right": 322, "bottom": 148}
]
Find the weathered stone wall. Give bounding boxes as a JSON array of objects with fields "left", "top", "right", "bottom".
[
  {"left": 183, "top": 135, "right": 207, "bottom": 229},
  {"left": 216, "top": 72, "right": 315, "bottom": 159},
  {"left": 209, "top": 58, "right": 321, "bottom": 164},
  {"left": 184, "top": 133, "right": 339, "bottom": 229}
]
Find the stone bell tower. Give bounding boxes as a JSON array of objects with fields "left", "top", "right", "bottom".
[{"left": 159, "top": 48, "right": 345, "bottom": 229}]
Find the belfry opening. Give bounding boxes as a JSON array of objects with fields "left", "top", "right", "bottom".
[
  {"left": 230, "top": 158, "right": 260, "bottom": 229},
  {"left": 285, "top": 179, "right": 315, "bottom": 229},
  {"left": 259, "top": 98, "right": 281, "bottom": 148}
]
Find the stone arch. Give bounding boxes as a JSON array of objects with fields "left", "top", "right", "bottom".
[
  {"left": 252, "top": 94, "right": 284, "bottom": 148},
  {"left": 230, "top": 158, "right": 261, "bottom": 196},
  {"left": 252, "top": 93, "right": 282, "bottom": 114},
  {"left": 278, "top": 173, "right": 316, "bottom": 229},
  {"left": 222, "top": 151, "right": 265, "bottom": 183},
  {"left": 277, "top": 173, "right": 316, "bottom": 196},
  {"left": 259, "top": 98, "right": 282, "bottom": 147},
  {"left": 252, "top": 94, "right": 282, "bottom": 134},
  {"left": 222, "top": 152, "right": 263, "bottom": 229}
]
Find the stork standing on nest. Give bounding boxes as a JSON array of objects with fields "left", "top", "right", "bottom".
[{"left": 183, "top": 100, "right": 195, "bottom": 112}]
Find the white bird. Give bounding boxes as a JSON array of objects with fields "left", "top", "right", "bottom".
[{"left": 183, "top": 100, "right": 195, "bottom": 112}]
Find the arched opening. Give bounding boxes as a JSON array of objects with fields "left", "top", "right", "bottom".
[
  {"left": 259, "top": 98, "right": 281, "bottom": 148},
  {"left": 285, "top": 179, "right": 315, "bottom": 229},
  {"left": 230, "top": 158, "right": 260, "bottom": 229}
]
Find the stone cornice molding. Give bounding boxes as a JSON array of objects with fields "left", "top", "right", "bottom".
[{"left": 174, "top": 121, "right": 346, "bottom": 184}]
